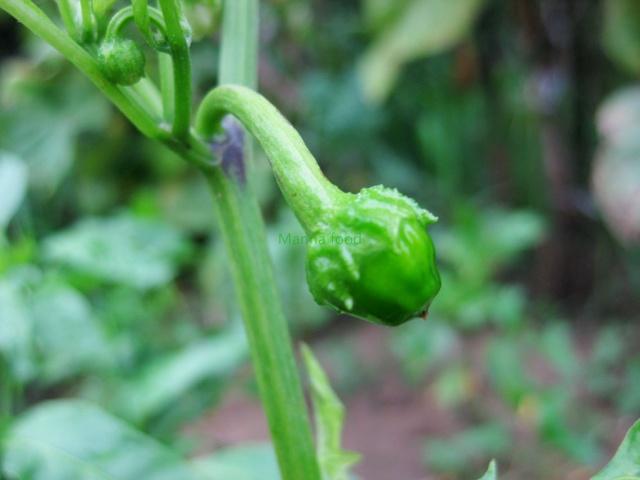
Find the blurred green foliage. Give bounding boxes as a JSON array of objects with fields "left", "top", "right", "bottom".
[
  {"left": 593, "top": 419, "right": 640, "bottom": 479},
  {"left": 425, "top": 423, "right": 510, "bottom": 475},
  {"left": 302, "top": 345, "right": 360, "bottom": 480},
  {"left": 1, "top": 0, "right": 639, "bottom": 479}
]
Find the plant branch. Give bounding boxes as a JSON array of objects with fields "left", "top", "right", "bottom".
[
  {"left": 0, "top": 0, "right": 211, "bottom": 170},
  {"left": 132, "top": 0, "right": 152, "bottom": 42},
  {"left": 157, "top": 0, "right": 192, "bottom": 141},
  {"left": 79, "top": 0, "right": 94, "bottom": 42},
  {"left": 126, "top": 77, "right": 163, "bottom": 120},
  {"left": 159, "top": 53, "right": 175, "bottom": 123},
  {"left": 0, "top": 0, "right": 159, "bottom": 138},
  {"left": 218, "top": 0, "right": 258, "bottom": 87},
  {"left": 55, "top": 0, "right": 78, "bottom": 41}
]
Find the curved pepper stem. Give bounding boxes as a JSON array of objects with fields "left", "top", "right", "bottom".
[
  {"left": 196, "top": 84, "right": 441, "bottom": 326},
  {"left": 2, "top": 0, "right": 441, "bottom": 328},
  {"left": 195, "top": 84, "right": 347, "bottom": 232}
]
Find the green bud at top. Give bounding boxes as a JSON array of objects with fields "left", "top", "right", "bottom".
[
  {"left": 305, "top": 185, "right": 440, "bottom": 326},
  {"left": 97, "top": 38, "right": 145, "bottom": 86},
  {"left": 196, "top": 85, "right": 442, "bottom": 327}
]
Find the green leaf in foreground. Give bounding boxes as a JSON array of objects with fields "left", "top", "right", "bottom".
[
  {"left": 592, "top": 419, "right": 640, "bottom": 480},
  {"left": 301, "top": 344, "right": 360, "bottom": 480},
  {"left": 0, "top": 274, "right": 35, "bottom": 381},
  {"left": 0, "top": 152, "right": 27, "bottom": 230},
  {"left": 0, "top": 75, "right": 109, "bottom": 193},
  {"left": 28, "top": 283, "right": 111, "bottom": 383},
  {"left": 193, "top": 443, "right": 280, "bottom": 480},
  {"left": 478, "top": 460, "right": 498, "bottom": 480},
  {"left": 43, "top": 213, "right": 190, "bottom": 290},
  {"left": 0, "top": 272, "right": 111, "bottom": 383},
  {"left": 1, "top": 399, "right": 199, "bottom": 480},
  {"left": 111, "top": 326, "right": 247, "bottom": 425}
]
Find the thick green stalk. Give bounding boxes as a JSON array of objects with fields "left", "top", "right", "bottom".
[
  {"left": 157, "top": 0, "right": 191, "bottom": 141},
  {"left": 196, "top": 85, "right": 345, "bottom": 232},
  {"left": 79, "top": 0, "right": 94, "bottom": 42},
  {"left": 55, "top": 0, "right": 78, "bottom": 40},
  {"left": 202, "top": 1, "right": 322, "bottom": 479},
  {"left": 159, "top": 53, "right": 175, "bottom": 123},
  {"left": 204, "top": 170, "right": 322, "bottom": 480},
  {"left": 132, "top": 0, "right": 151, "bottom": 40},
  {"left": 127, "top": 77, "right": 164, "bottom": 121},
  {"left": 218, "top": 0, "right": 258, "bottom": 87}
]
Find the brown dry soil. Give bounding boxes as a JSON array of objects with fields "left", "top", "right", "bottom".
[{"left": 185, "top": 323, "right": 633, "bottom": 480}]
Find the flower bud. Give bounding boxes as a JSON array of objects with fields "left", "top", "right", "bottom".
[{"left": 97, "top": 38, "right": 145, "bottom": 86}]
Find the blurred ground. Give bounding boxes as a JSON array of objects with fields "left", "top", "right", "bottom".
[{"left": 186, "top": 322, "right": 637, "bottom": 480}]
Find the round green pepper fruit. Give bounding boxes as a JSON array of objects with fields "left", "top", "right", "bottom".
[
  {"left": 305, "top": 185, "right": 440, "bottom": 326},
  {"left": 97, "top": 37, "right": 145, "bottom": 86},
  {"left": 196, "top": 85, "right": 441, "bottom": 326}
]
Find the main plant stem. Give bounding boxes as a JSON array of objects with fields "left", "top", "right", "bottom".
[{"left": 202, "top": 1, "right": 321, "bottom": 479}]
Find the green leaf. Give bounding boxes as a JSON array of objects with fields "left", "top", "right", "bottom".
[
  {"left": 619, "top": 359, "right": 640, "bottom": 413},
  {"left": 538, "top": 323, "right": 579, "bottom": 383},
  {"left": 2, "top": 271, "right": 111, "bottom": 384},
  {"left": 1, "top": 400, "right": 199, "bottom": 480},
  {"left": 359, "top": 0, "right": 485, "bottom": 102},
  {"left": 301, "top": 71, "right": 382, "bottom": 150},
  {"left": 535, "top": 389, "right": 601, "bottom": 464},
  {"left": 301, "top": 344, "right": 360, "bottom": 480},
  {"left": 111, "top": 326, "right": 247, "bottom": 425},
  {"left": 193, "top": 443, "right": 280, "bottom": 480},
  {"left": 390, "top": 318, "right": 458, "bottom": 383},
  {"left": 43, "top": 213, "right": 190, "bottom": 290},
  {"left": 478, "top": 460, "right": 498, "bottom": 480},
  {"left": 363, "top": 0, "right": 411, "bottom": 31},
  {"left": 424, "top": 423, "right": 509, "bottom": 474},
  {"left": 486, "top": 336, "right": 532, "bottom": 407},
  {"left": 433, "top": 363, "right": 473, "bottom": 408},
  {"left": 592, "top": 420, "right": 640, "bottom": 480},
  {"left": 0, "top": 274, "right": 36, "bottom": 381},
  {"left": 603, "top": 0, "right": 640, "bottom": 74},
  {"left": 435, "top": 208, "right": 546, "bottom": 283},
  {"left": 0, "top": 74, "right": 109, "bottom": 194},
  {"left": 0, "top": 152, "right": 27, "bottom": 230},
  {"left": 28, "top": 283, "right": 111, "bottom": 383}
]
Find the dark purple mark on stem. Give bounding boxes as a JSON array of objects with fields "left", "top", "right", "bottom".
[{"left": 210, "top": 115, "right": 246, "bottom": 183}]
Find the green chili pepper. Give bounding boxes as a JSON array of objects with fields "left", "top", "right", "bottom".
[
  {"left": 305, "top": 185, "right": 440, "bottom": 326},
  {"left": 196, "top": 85, "right": 441, "bottom": 326}
]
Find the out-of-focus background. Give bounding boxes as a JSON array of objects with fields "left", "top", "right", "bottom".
[{"left": 1, "top": 0, "right": 639, "bottom": 479}]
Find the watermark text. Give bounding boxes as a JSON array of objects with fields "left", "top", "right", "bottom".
[{"left": 278, "top": 232, "right": 362, "bottom": 246}]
